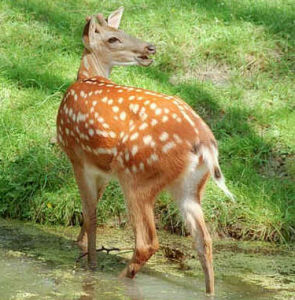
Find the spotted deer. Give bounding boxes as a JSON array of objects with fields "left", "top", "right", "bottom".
[{"left": 57, "top": 7, "right": 233, "bottom": 295}]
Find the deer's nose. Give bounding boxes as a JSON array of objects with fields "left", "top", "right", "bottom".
[{"left": 145, "top": 44, "right": 156, "bottom": 54}]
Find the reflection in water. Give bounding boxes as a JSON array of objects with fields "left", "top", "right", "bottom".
[
  {"left": 80, "top": 278, "right": 96, "bottom": 300},
  {"left": 120, "top": 277, "right": 144, "bottom": 300},
  {"left": 0, "top": 218, "right": 290, "bottom": 300}
]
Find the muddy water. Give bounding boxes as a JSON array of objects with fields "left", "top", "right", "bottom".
[{"left": 0, "top": 219, "right": 294, "bottom": 300}]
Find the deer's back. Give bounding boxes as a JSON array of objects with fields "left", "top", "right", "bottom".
[{"left": 57, "top": 76, "right": 216, "bottom": 181}]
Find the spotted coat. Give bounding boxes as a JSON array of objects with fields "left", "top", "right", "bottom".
[{"left": 57, "top": 76, "right": 215, "bottom": 180}]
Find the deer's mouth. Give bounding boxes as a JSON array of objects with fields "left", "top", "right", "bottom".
[{"left": 135, "top": 55, "right": 153, "bottom": 66}]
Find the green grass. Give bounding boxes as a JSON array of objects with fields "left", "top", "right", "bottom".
[{"left": 0, "top": 0, "right": 294, "bottom": 242}]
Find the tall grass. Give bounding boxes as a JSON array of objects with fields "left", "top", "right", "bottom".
[{"left": 0, "top": 0, "right": 294, "bottom": 242}]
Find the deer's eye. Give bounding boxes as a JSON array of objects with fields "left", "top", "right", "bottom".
[{"left": 108, "top": 37, "right": 119, "bottom": 43}]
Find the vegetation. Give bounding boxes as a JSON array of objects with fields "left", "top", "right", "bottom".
[{"left": 0, "top": 0, "right": 294, "bottom": 242}]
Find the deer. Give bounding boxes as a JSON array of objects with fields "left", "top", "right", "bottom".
[{"left": 56, "top": 7, "right": 233, "bottom": 295}]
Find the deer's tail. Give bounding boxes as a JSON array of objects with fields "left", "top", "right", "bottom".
[{"left": 200, "top": 145, "right": 234, "bottom": 201}]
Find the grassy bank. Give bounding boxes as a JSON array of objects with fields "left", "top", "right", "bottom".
[{"left": 0, "top": 0, "right": 294, "bottom": 242}]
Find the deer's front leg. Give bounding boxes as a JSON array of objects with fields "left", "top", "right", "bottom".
[
  {"left": 76, "top": 184, "right": 106, "bottom": 254},
  {"left": 77, "top": 218, "right": 87, "bottom": 253},
  {"left": 72, "top": 162, "right": 105, "bottom": 268}
]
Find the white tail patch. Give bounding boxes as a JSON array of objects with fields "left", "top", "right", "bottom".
[{"left": 200, "top": 146, "right": 234, "bottom": 201}]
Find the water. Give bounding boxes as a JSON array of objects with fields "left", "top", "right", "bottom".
[{"left": 0, "top": 219, "right": 293, "bottom": 300}]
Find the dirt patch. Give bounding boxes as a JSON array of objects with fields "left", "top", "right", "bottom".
[
  {"left": 169, "top": 61, "right": 230, "bottom": 86},
  {"left": 259, "top": 150, "right": 295, "bottom": 179},
  {"left": 241, "top": 49, "right": 282, "bottom": 77}
]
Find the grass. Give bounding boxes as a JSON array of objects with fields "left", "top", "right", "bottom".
[{"left": 0, "top": 0, "right": 294, "bottom": 242}]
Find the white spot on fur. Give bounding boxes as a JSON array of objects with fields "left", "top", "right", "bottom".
[
  {"left": 130, "top": 132, "right": 139, "bottom": 141},
  {"left": 117, "top": 155, "right": 124, "bottom": 167},
  {"left": 131, "top": 145, "right": 138, "bottom": 156},
  {"left": 125, "top": 150, "right": 130, "bottom": 161},
  {"left": 130, "top": 104, "right": 139, "bottom": 114},
  {"left": 162, "top": 115, "right": 168, "bottom": 122},
  {"left": 88, "top": 129, "right": 94, "bottom": 136},
  {"left": 151, "top": 153, "right": 158, "bottom": 161},
  {"left": 155, "top": 108, "right": 162, "bottom": 115},
  {"left": 109, "top": 131, "right": 116, "bottom": 138},
  {"left": 139, "top": 162, "right": 145, "bottom": 171},
  {"left": 131, "top": 165, "right": 137, "bottom": 173},
  {"left": 147, "top": 153, "right": 159, "bottom": 165},
  {"left": 173, "top": 134, "right": 182, "bottom": 143},
  {"left": 150, "top": 103, "right": 157, "bottom": 110},
  {"left": 181, "top": 110, "right": 195, "bottom": 127},
  {"left": 140, "top": 113, "right": 148, "bottom": 121},
  {"left": 143, "top": 135, "right": 152, "bottom": 145},
  {"left": 112, "top": 106, "right": 119, "bottom": 113},
  {"left": 96, "top": 130, "right": 108, "bottom": 137},
  {"left": 80, "top": 90, "right": 86, "bottom": 98},
  {"left": 151, "top": 119, "right": 158, "bottom": 126},
  {"left": 139, "top": 123, "right": 148, "bottom": 130},
  {"left": 94, "top": 147, "right": 115, "bottom": 155},
  {"left": 120, "top": 111, "right": 126, "bottom": 121},
  {"left": 162, "top": 141, "right": 176, "bottom": 153},
  {"left": 159, "top": 132, "right": 169, "bottom": 142},
  {"left": 122, "top": 134, "right": 129, "bottom": 143}
]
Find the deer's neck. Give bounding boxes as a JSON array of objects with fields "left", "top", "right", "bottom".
[{"left": 77, "top": 49, "right": 111, "bottom": 80}]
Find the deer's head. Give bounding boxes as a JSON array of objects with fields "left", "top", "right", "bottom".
[{"left": 82, "top": 7, "right": 156, "bottom": 68}]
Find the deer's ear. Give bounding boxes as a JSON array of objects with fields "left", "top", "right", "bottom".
[
  {"left": 82, "top": 17, "right": 98, "bottom": 50},
  {"left": 107, "top": 7, "right": 124, "bottom": 29}
]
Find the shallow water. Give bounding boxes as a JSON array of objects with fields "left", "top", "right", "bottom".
[{"left": 0, "top": 219, "right": 294, "bottom": 300}]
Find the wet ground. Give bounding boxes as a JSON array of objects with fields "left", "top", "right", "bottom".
[{"left": 0, "top": 218, "right": 294, "bottom": 300}]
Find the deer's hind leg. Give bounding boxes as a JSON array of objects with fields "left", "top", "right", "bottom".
[
  {"left": 119, "top": 182, "right": 159, "bottom": 278},
  {"left": 72, "top": 162, "right": 107, "bottom": 268},
  {"left": 170, "top": 162, "right": 214, "bottom": 294}
]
